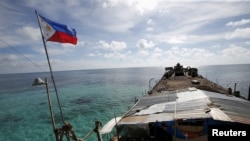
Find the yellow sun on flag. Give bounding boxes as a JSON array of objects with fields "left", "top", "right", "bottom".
[{"left": 45, "top": 24, "right": 52, "bottom": 32}]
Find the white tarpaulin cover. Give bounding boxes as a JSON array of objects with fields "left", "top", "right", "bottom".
[{"left": 100, "top": 117, "right": 121, "bottom": 134}]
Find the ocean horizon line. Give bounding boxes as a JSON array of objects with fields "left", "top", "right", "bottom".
[{"left": 1, "top": 63, "right": 250, "bottom": 75}]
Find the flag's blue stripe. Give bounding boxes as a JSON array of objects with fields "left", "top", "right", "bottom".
[{"left": 39, "top": 15, "right": 76, "bottom": 37}]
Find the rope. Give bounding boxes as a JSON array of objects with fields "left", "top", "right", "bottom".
[
  {"left": 82, "top": 130, "right": 94, "bottom": 140},
  {"left": 54, "top": 122, "right": 85, "bottom": 141},
  {"left": 0, "top": 38, "right": 47, "bottom": 72}
]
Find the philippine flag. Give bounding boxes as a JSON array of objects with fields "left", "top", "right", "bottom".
[{"left": 38, "top": 15, "right": 77, "bottom": 45}]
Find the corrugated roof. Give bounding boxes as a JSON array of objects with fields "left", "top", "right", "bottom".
[
  {"left": 207, "top": 93, "right": 250, "bottom": 124},
  {"left": 119, "top": 88, "right": 250, "bottom": 125}
]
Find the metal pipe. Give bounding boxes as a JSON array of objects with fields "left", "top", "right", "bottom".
[
  {"left": 35, "top": 10, "right": 65, "bottom": 123},
  {"left": 248, "top": 85, "right": 250, "bottom": 101},
  {"left": 44, "top": 78, "right": 58, "bottom": 141},
  {"left": 234, "top": 83, "right": 237, "bottom": 93},
  {"left": 174, "top": 91, "right": 178, "bottom": 141}
]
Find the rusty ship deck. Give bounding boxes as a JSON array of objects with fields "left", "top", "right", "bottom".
[
  {"left": 102, "top": 63, "right": 250, "bottom": 141},
  {"left": 151, "top": 74, "right": 229, "bottom": 94}
]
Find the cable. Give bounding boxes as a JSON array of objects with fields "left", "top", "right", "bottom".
[{"left": 0, "top": 38, "right": 47, "bottom": 72}]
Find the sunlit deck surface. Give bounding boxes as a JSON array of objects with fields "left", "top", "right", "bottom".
[{"left": 152, "top": 75, "right": 229, "bottom": 94}]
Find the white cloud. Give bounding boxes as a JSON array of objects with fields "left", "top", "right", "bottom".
[
  {"left": 138, "top": 50, "right": 149, "bottom": 56},
  {"left": 136, "top": 39, "right": 155, "bottom": 49},
  {"left": 133, "top": 46, "right": 219, "bottom": 67},
  {"left": 226, "top": 19, "right": 250, "bottom": 26},
  {"left": 62, "top": 43, "right": 78, "bottom": 48},
  {"left": 97, "top": 9, "right": 137, "bottom": 32},
  {"left": 16, "top": 26, "right": 40, "bottom": 41},
  {"left": 225, "top": 28, "right": 250, "bottom": 39},
  {"left": 76, "top": 40, "right": 85, "bottom": 46},
  {"left": 222, "top": 45, "right": 250, "bottom": 57},
  {"left": 211, "top": 44, "right": 221, "bottom": 48},
  {"left": 151, "top": 34, "right": 195, "bottom": 44},
  {"left": 168, "top": 35, "right": 187, "bottom": 44},
  {"left": 79, "top": 0, "right": 162, "bottom": 33},
  {"left": 87, "top": 50, "right": 102, "bottom": 57},
  {"left": 146, "top": 27, "right": 154, "bottom": 32},
  {"left": 147, "top": 19, "right": 154, "bottom": 25},
  {"left": 152, "top": 1, "right": 250, "bottom": 36},
  {"left": 151, "top": 47, "right": 163, "bottom": 58},
  {"left": 102, "top": 0, "right": 159, "bottom": 15},
  {"left": 221, "top": 45, "right": 250, "bottom": 63},
  {"left": 98, "top": 40, "right": 127, "bottom": 52},
  {"left": 34, "top": 44, "right": 74, "bottom": 56},
  {"left": 102, "top": 0, "right": 120, "bottom": 8},
  {"left": 245, "top": 41, "right": 250, "bottom": 45},
  {"left": 103, "top": 51, "right": 131, "bottom": 61},
  {"left": 0, "top": 54, "right": 19, "bottom": 62},
  {"left": 1, "top": 0, "right": 250, "bottom": 73},
  {"left": 87, "top": 53, "right": 96, "bottom": 57},
  {"left": 146, "top": 19, "right": 154, "bottom": 32},
  {"left": 131, "top": 0, "right": 159, "bottom": 15},
  {"left": 104, "top": 52, "right": 125, "bottom": 59},
  {"left": 149, "top": 32, "right": 225, "bottom": 45}
]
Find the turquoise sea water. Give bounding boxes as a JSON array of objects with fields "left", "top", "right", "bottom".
[{"left": 0, "top": 65, "right": 250, "bottom": 141}]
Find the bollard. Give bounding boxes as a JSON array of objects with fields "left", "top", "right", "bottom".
[
  {"left": 234, "top": 83, "right": 237, "bottom": 93},
  {"left": 94, "top": 121, "right": 103, "bottom": 141}
]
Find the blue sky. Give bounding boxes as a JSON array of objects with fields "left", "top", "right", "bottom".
[{"left": 0, "top": 0, "right": 250, "bottom": 74}]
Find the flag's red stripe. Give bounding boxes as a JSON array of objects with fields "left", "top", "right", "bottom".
[{"left": 47, "top": 31, "right": 77, "bottom": 45}]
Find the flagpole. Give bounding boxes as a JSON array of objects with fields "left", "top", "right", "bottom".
[{"left": 35, "top": 10, "right": 65, "bottom": 124}]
